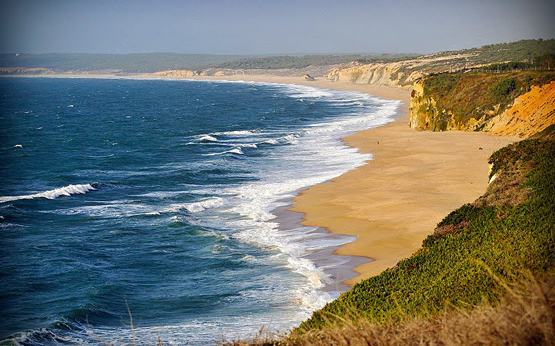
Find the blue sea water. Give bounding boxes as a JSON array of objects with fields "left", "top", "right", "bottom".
[{"left": 0, "top": 77, "right": 399, "bottom": 345}]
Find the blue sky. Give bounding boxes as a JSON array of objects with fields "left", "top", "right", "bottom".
[{"left": 1, "top": 0, "right": 554, "bottom": 54}]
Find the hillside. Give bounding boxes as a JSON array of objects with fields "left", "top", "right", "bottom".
[
  {"left": 0, "top": 53, "right": 250, "bottom": 73},
  {"left": 409, "top": 70, "right": 555, "bottom": 135},
  {"left": 210, "top": 54, "right": 419, "bottom": 70},
  {"left": 326, "top": 39, "right": 555, "bottom": 88},
  {"left": 2, "top": 40, "right": 553, "bottom": 79}
]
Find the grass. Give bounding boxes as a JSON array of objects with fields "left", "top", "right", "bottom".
[
  {"left": 222, "top": 273, "right": 555, "bottom": 346},
  {"left": 298, "top": 134, "right": 555, "bottom": 331}
]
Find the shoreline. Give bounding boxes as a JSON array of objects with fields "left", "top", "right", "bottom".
[
  {"left": 6, "top": 73, "right": 517, "bottom": 287},
  {"left": 183, "top": 75, "right": 515, "bottom": 285}
]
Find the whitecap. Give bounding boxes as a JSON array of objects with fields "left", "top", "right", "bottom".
[
  {"left": 0, "top": 184, "right": 96, "bottom": 203},
  {"left": 238, "top": 143, "right": 257, "bottom": 148},
  {"left": 198, "top": 134, "right": 218, "bottom": 142},
  {"left": 203, "top": 147, "right": 244, "bottom": 156},
  {"left": 212, "top": 130, "right": 256, "bottom": 136},
  {"left": 263, "top": 139, "right": 279, "bottom": 145},
  {"left": 166, "top": 197, "right": 226, "bottom": 213}
]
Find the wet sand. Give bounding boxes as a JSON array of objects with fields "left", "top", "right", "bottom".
[{"left": 15, "top": 72, "right": 518, "bottom": 286}]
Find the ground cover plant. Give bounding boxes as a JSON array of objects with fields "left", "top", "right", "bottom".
[
  {"left": 223, "top": 122, "right": 555, "bottom": 346},
  {"left": 299, "top": 132, "right": 555, "bottom": 331}
]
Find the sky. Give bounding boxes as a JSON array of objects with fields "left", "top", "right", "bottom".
[{"left": 0, "top": 0, "right": 554, "bottom": 55}]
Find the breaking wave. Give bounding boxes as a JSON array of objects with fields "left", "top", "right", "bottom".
[{"left": 0, "top": 183, "right": 96, "bottom": 203}]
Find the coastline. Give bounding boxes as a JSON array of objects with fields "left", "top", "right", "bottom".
[
  {"left": 7, "top": 73, "right": 517, "bottom": 287},
  {"left": 185, "top": 75, "right": 516, "bottom": 285}
]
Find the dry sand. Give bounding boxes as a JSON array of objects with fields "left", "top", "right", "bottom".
[
  {"left": 19, "top": 72, "right": 518, "bottom": 286},
  {"left": 185, "top": 75, "right": 516, "bottom": 286}
]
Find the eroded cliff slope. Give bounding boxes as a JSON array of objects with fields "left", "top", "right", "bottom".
[
  {"left": 326, "top": 53, "right": 474, "bottom": 89},
  {"left": 409, "top": 71, "right": 555, "bottom": 137}
]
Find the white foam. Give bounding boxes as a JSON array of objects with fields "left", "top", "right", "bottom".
[
  {"left": 226, "top": 148, "right": 244, "bottom": 155},
  {"left": 168, "top": 84, "right": 400, "bottom": 316},
  {"left": 283, "top": 85, "right": 335, "bottom": 99},
  {"left": 239, "top": 143, "right": 257, "bottom": 148},
  {"left": 167, "top": 197, "right": 226, "bottom": 213},
  {"left": 0, "top": 184, "right": 96, "bottom": 203},
  {"left": 204, "top": 147, "right": 244, "bottom": 156},
  {"left": 198, "top": 134, "right": 218, "bottom": 142},
  {"left": 212, "top": 130, "right": 257, "bottom": 137},
  {"left": 7, "top": 80, "right": 402, "bottom": 345}
]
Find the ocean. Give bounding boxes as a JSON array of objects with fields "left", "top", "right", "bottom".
[{"left": 0, "top": 77, "right": 399, "bottom": 345}]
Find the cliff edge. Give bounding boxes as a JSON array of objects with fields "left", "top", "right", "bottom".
[{"left": 409, "top": 71, "right": 555, "bottom": 137}]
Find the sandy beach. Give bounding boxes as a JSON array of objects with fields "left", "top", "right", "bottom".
[
  {"left": 180, "top": 74, "right": 516, "bottom": 285},
  {"left": 14, "top": 72, "right": 518, "bottom": 286}
]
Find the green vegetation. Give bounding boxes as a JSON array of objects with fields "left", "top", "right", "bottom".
[
  {"left": 0, "top": 53, "right": 251, "bottom": 73},
  {"left": 388, "top": 39, "right": 555, "bottom": 87},
  {"left": 419, "top": 70, "right": 555, "bottom": 129},
  {"left": 437, "top": 39, "right": 555, "bottom": 65},
  {"left": 469, "top": 54, "right": 555, "bottom": 74},
  {"left": 216, "top": 39, "right": 555, "bottom": 72},
  {"left": 298, "top": 133, "right": 555, "bottom": 332},
  {"left": 211, "top": 54, "right": 419, "bottom": 70},
  {"left": 226, "top": 275, "right": 555, "bottom": 345},
  {"left": 490, "top": 77, "right": 517, "bottom": 98},
  {"left": 1, "top": 39, "right": 553, "bottom": 74}
]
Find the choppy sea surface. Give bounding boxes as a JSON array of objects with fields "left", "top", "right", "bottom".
[{"left": 0, "top": 77, "right": 399, "bottom": 345}]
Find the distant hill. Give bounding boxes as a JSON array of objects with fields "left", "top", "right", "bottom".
[
  {"left": 0, "top": 53, "right": 251, "bottom": 73},
  {"left": 210, "top": 53, "right": 420, "bottom": 70},
  {"left": 2, "top": 39, "right": 554, "bottom": 76},
  {"left": 0, "top": 52, "right": 420, "bottom": 74}
]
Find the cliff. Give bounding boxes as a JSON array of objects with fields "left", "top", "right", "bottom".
[
  {"left": 153, "top": 69, "right": 236, "bottom": 77},
  {"left": 409, "top": 71, "right": 555, "bottom": 137},
  {"left": 326, "top": 53, "right": 479, "bottom": 89},
  {"left": 486, "top": 81, "right": 555, "bottom": 137},
  {"left": 152, "top": 65, "right": 338, "bottom": 78},
  {"left": 0, "top": 67, "right": 54, "bottom": 75}
]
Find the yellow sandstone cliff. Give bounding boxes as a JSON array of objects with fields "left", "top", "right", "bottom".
[
  {"left": 409, "top": 78, "right": 555, "bottom": 138},
  {"left": 326, "top": 53, "right": 477, "bottom": 89},
  {"left": 485, "top": 82, "right": 555, "bottom": 137},
  {"left": 153, "top": 69, "right": 237, "bottom": 77}
]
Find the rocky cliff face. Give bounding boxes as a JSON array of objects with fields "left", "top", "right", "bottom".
[
  {"left": 326, "top": 53, "right": 477, "bottom": 89},
  {"left": 409, "top": 76, "right": 555, "bottom": 138},
  {"left": 152, "top": 69, "right": 236, "bottom": 77},
  {"left": 0, "top": 67, "right": 54, "bottom": 75},
  {"left": 485, "top": 82, "right": 555, "bottom": 138},
  {"left": 152, "top": 65, "right": 337, "bottom": 78}
]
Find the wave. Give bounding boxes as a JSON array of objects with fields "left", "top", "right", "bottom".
[
  {"left": 166, "top": 197, "right": 226, "bottom": 213},
  {"left": 212, "top": 130, "right": 258, "bottom": 137},
  {"left": 238, "top": 143, "right": 257, "bottom": 148},
  {"left": 0, "top": 184, "right": 96, "bottom": 203},
  {"left": 203, "top": 147, "right": 245, "bottom": 156},
  {"left": 282, "top": 84, "right": 334, "bottom": 99},
  {"left": 198, "top": 134, "right": 218, "bottom": 142}
]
